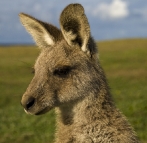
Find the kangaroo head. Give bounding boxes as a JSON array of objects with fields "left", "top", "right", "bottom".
[{"left": 20, "top": 4, "right": 99, "bottom": 115}]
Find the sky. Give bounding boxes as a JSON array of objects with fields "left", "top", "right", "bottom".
[{"left": 0, "top": 0, "right": 147, "bottom": 44}]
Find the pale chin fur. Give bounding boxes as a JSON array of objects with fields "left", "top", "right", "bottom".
[{"left": 24, "top": 109, "right": 33, "bottom": 115}]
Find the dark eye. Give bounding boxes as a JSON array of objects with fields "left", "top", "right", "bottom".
[{"left": 53, "top": 66, "right": 71, "bottom": 77}]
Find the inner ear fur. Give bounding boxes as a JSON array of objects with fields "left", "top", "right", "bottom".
[
  {"left": 60, "top": 4, "right": 91, "bottom": 52},
  {"left": 19, "top": 13, "right": 62, "bottom": 48}
]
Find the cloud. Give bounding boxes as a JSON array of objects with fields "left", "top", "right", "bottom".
[
  {"left": 92, "top": 0, "right": 129, "bottom": 20},
  {"left": 1, "top": 0, "right": 147, "bottom": 44}
]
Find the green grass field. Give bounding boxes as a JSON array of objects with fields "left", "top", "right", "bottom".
[{"left": 0, "top": 39, "right": 147, "bottom": 143}]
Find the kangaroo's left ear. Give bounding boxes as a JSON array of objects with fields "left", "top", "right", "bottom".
[
  {"left": 60, "top": 4, "right": 92, "bottom": 53},
  {"left": 19, "top": 13, "right": 62, "bottom": 49}
]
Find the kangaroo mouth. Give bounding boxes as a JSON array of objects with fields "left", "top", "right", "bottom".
[
  {"left": 35, "top": 106, "right": 52, "bottom": 115},
  {"left": 24, "top": 106, "right": 52, "bottom": 115}
]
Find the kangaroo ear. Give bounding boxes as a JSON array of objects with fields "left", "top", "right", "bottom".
[
  {"left": 60, "top": 4, "right": 90, "bottom": 53},
  {"left": 19, "top": 13, "right": 61, "bottom": 48}
]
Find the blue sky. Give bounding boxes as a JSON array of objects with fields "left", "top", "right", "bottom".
[{"left": 0, "top": 0, "right": 147, "bottom": 44}]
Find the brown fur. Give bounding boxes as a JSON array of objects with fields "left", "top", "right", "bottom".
[{"left": 20, "top": 3, "right": 140, "bottom": 143}]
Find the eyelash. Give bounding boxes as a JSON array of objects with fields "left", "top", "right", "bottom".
[
  {"left": 53, "top": 66, "right": 71, "bottom": 77},
  {"left": 31, "top": 66, "right": 72, "bottom": 77}
]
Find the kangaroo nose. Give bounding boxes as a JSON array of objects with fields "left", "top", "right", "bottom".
[
  {"left": 26, "top": 97, "right": 35, "bottom": 110},
  {"left": 21, "top": 96, "right": 35, "bottom": 110}
]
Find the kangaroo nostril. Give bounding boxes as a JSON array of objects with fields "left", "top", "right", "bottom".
[{"left": 26, "top": 97, "right": 35, "bottom": 110}]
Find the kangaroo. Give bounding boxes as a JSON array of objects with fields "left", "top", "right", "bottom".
[{"left": 20, "top": 3, "right": 140, "bottom": 143}]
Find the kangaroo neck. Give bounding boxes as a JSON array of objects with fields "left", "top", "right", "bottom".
[{"left": 55, "top": 88, "right": 114, "bottom": 126}]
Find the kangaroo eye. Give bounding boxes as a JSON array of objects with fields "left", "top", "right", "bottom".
[{"left": 53, "top": 66, "right": 71, "bottom": 77}]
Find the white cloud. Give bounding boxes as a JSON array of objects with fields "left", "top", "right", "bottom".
[{"left": 92, "top": 0, "right": 129, "bottom": 20}]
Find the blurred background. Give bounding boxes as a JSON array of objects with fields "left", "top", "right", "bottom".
[
  {"left": 0, "top": 0, "right": 147, "bottom": 44},
  {"left": 0, "top": 0, "right": 147, "bottom": 143}
]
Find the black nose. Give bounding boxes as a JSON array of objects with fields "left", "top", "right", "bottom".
[{"left": 25, "top": 97, "right": 35, "bottom": 110}]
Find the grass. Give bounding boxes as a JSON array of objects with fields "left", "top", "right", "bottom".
[
  {"left": 0, "top": 46, "right": 55, "bottom": 143},
  {"left": 0, "top": 39, "right": 147, "bottom": 143}
]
